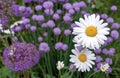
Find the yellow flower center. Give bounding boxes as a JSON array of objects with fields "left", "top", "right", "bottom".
[
  {"left": 85, "top": 26, "right": 97, "bottom": 37},
  {"left": 78, "top": 53, "right": 87, "bottom": 62}
]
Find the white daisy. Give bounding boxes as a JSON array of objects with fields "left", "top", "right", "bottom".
[
  {"left": 100, "top": 63, "right": 110, "bottom": 72},
  {"left": 73, "top": 14, "right": 110, "bottom": 49},
  {"left": 70, "top": 48, "right": 96, "bottom": 72},
  {"left": 56, "top": 61, "right": 64, "bottom": 70}
]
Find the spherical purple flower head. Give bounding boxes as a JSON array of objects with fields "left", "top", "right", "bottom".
[
  {"left": 43, "top": 1, "right": 54, "bottom": 9},
  {"left": 43, "top": 32, "right": 48, "bottom": 37},
  {"left": 36, "top": 15, "right": 45, "bottom": 22},
  {"left": 53, "top": 27, "right": 61, "bottom": 35},
  {"left": 101, "top": 14, "right": 108, "bottom": 19},
  {"left": 111, "top": 23, "right": 120, "bottom": 29},
  {"left": 110, "top": 5, "right": 117, "bottom": 11},
  {"left": 74, "top": 44, "right": 82, "bottom": 51},
  {"left": 93, "top": 67, "right": 99, "bottom": 72},
  {"left": 23, "top": 7, "right": 33, "bottom": 18},
  {"left": 94, "top": 48, "right": 101, "bottom": 54},
  {"left": 25, "top": 24, "right": 31, "bottom": 29},
  {"left": 44, "top": 9, "right": 54, "bottom": 16},
  {"left": 61, "top": 44, "right": 68, "bottom": 51},
  {"left": 68, "top": 9, "right": 75, "bottom": 15},
  {"left": 63, "top": 3, "right": 73, "bottom": 10},
  {"left": 39, "top": 42, "right": 50, "bottom": 53},
  {"left": 106, "top": 67, "right": 112, "bottom": 73},
  {"left": 105, "top": 58, "right": 112, "bottom": 65},
  {"left": 58, "top": 0, "right": 68, "bottom": 3},
  {"left": 38, "top": 36, "right": 43, "bottom": 42},
  {"left": 56, "top": 9, "right": 62, "bottom": 15},
  {"left": 14, "top": 26, "right": 22, "bottom": 32},
  {"left": 53, "top": 13, "right": 60, "bottom": 21},
  {"left": 106, "top": 17, "right": 114, "bottom": 24},
  {"left": 30, "top": 26, "right": 36, "bottom": 32},
  {"left": 18, "top": 6, "right": 26, "bottom": 12},
  {"left": 95, "top": 56, "right": 102, "bottom": 63},
  {"left": 22, "top": 18, "right": 30, "bottom": 24},
  {"left": 110, "top": 30, "right": 119, "bottom": 40},
  {"left": 41, "top": 23, "right": 48, "bottom": 28},
  {"left": 32, "top": 15, "right": 38, "bottom": 21},
  {"left": 0, "top": 17, "right": 9, "bottom": 26},
  {"left": 11, "top": 5, "right": 21, "bottom": 16},
  {"left": 64, "top": 29, "right": 71, "bottom": 36},
  {"left": 73, "top": 2, "right": 80, "bottom": 8},
  {"left": 55, "top": 42, "right": 63, "bottom": 50},
  {"left": 63, "top": 15, "right": 72, "bottom": 23},
  {"left": 102, "top": 48, "right": 109, "bottom": 55},
  {"left": 81, "top": 11, "right": 87, "bottom": 15},
  {"left": 3, "top": 42, "right": 40, "bottom": 71},
  {"left": 79, "top": 1, "right": 87, "bottom": 8},
  {"left": 105, "top": 37, "right": 113, "bottom": 44},
  {"left": 108, "top": 48, "right": 115, "bottom": 56},
  {"left": 35, "top": 5, "right": 42, "bottom": 11},
  {"left": 12, "top": 36, "right": 19, "bottom": 42},
  {"left": 97, "top": 62, "right": 102, "bottom": 69},
  {"left": 24, "top": 0, "right": 32, "bottom": 3},
  {"left": 47, "top": 20, "right": 55, "bottom": 28}
]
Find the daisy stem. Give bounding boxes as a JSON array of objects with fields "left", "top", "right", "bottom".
[{"left": 88, "top": 70, "right": 100, "bottom": 78}]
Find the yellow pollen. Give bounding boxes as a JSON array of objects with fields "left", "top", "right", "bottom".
[
  {"left": 85, "top": 26, "right": 97, "bottom": 37},
  {"left": 78, "top": 53, "right": 87, "bottom": 62}
]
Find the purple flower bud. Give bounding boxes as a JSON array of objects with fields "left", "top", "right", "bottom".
[
  {"left": 61, "top": 44, "right": 68, "bottom": 51},
  {"left": 69, "top": 9, "right": 75, "bottom": 15},
  {"left": 43, "top": 1, "right": 54, "bottom": 9},
  {"left": 105, "top": 58, "right": 112, "bottom": 65},
  {"left": 55, "top": 42, "right": 63, "bottom": 50},
  {"left": 43, "top": 32, "right": 48, "bottom": 37},
  {"left": 101, "top": 14, "right": 108, "bottom": 19},
  {"left": 106, "top": 67, "right": 112, "bottom": 73},
  {"left": 106, "top": 17, "right": 114, "bottom": 24},
  {"left": 14, "top": 26, "right": 22, "bottom": 32},
  {"left": 19, "top": 6, "right": 26, "bottom": 12},
  {"left": 73, "top": 2, "right": 80, "bottom": 8},
  {"left": 63, "top": 15, "right": 72, "bottom": 23},
  {"left": 53, "top": 27, "right": 61, "bottom": 35},
  {"left": 22, "top": 18, "right": 30, "bottom": 24},
  {"left": 36, "top": 15, "right": 45, "bottom": 22},
  {"left": 71, "top": 23, "right": 78, "bottom": 28},
  {"left": 97, "top": 62, "right": 102, "bottom": 69},
  {"left": 63, "top": 3, "right": 73, "bottom": 10},
  {"left": 110, "top": 30, "right": 119, "bottom": 40},
  {"left": 94, "top": 48, "right": 101, "bottom": 54},
  {"left": 41, "top": 23, "right": 48, "bottom": 28},
  {"left": 26, "top": 7, "right": 33, "bottom": 14},
  {"left": 12, "top": 36, "right": 18, "bottom": 42},
  {"left": 74, "top": 7, "right": 80, "bottom": 12},
  {"left": 102, "top": 48, "right": 108, "bottom": 55},
  {"left": 81, "top": 11, "right": 87, "bottom": 15},
  {"left": 110, "top": 5, "right": 117, "bottom": 11},
  {"left": 64, "top": 29, "right": 71, "bottom": 36},
  {"left": 111, "top": 23, "right": 120, "bottom": 29},
  {"left": 69, "top": 64, "right": 75, "bottom": 71},
  {"left": 79, "top": 1, "right": 87, "bottom": 8},
  {"left": 25, "top": 24, "right": 31, "bottom": 29},
  {"left": 44, "top": 9, "right": 54, "bottom": 16},
  {"left": 53, "top": 13, "right": 60, "bottom": 21},
  {"left": 47, "top": 20, "right": 55, "bottom": 28},
  {"left": 35, "top": 5, "right": 42, "bottom": 11},
  {"left": 30, "top": 26, "right": 36, "bottom": 32},
  {"left": 32, "top": 15, "right": 37, "bottom": 21},
  {"left": 38, "top": 37, "right": 43, "bottom": 42},
  {"left": 108, "top": 48, "right": 115, "bottom": 56},
  {"left": 25, "top": 0, "right": 32, "bottom": 3},
  {"left": 94, "top": 68, "right": 99, "bottom": 72},
  {"left": 39, "top": 42, "right": 50, "bottom": 53},
  {"left": 56, "top": 9, "right": 62, "bottom": 14},
  {"left": 105, "top": 37, "right": 113, "bottom": 44},
  {"left": 95, "top": 56, "right": 102, "bottom": 63}
]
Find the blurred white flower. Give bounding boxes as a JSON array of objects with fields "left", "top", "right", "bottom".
[
  {"left": 56, "top": 61, "right": 64, "bottom": 70},
  {"left": 100, "top": 63, "right": 110, "bottom": 72}
]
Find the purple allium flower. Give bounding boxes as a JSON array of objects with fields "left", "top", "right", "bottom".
[
  {"left": 79, "top": 1, "right": 87, "bottom": 8},
  {"left": 105, "top": 58, "right": 112, "bottom": 65},
  {"left": 38, "top": 37, "right": 43, "bottom": 42},
  {"left": 39, "top": 42, "right": 50, "bottom": 53},
  {"left": 110, "top": 5, "right": 117, "bottom": 11},
  {"left": 74, "top": 7, "right": 80, "bottom": 12},
  {"left": 64, "top": 29, "right": 71, "bottom": 36},
  {"left": 12, "top": 36, "right": 19, "bottom": 42},
  {"left": 26, "top": 7, "right": 33, "bottom": 14},
  {"left": 81, "top": 11, "right": 87, "bottom": 15},
  {"left": 32, "top": 15, "right": 38, "bottom": 21},
  {"left": 102, "top": 48, "right": 108, "bottom": 55},
  {"left": 69, "top": 64, "right": 75, "bottom": 71},
  {"left": 105, "top": 37, "right": 113, "bottom": 44},
  {"left": 73, "top": 2, "right": 80, "bottom": 8},
  {"left": 97, "top": 62, "right": 102, "bottom": 69},
  {"left": 22, "top": 18, "right": 30, "bottom": 24},
  {"left": 111, "top": 23, "right": 120, "bottom": 29},
  {"left": 35, "top": 5, "right": 42, "bottom": 11},
  {"left": 47, "top": 20, "right": 55, "bottom": 28},
  {"left": 44, "top": 9, "right": 54, "bottom": 16},
  {"left": 24, "top": 0, "right": 32, "bottom": 3},
  {"left": 94, "top": 48, "right": 101, "bottom": 54},
  {"left": 101, "top": 14, "right": 108, "bottom": 19},
  {"left": 71, "top": 23, "right": 78, "bottom": 28},
  {"left": 18, "top": 6, "right": 26, "bottom": 12},
  {"left": 56, "top": 9, "right": 62, "bottom": 14},
  {"left": 41, "top": 23, "right": 48, "bottom": 28},
  {"left": 43, "top": 32, "right": 48, "bottom": 37},
  {"left": 55, "top": 42, "right": 63, "bottom": 50},
  {"left": 53, "top": 27, "right": 61, "bottom": 35},
  {"left": 106, "top": 17, "right": 114, "bottom": 24},
  {"left": 106, "top": 67, "right": 112, "bottom": 73},
  {"left": 25, "top": 24, "right": 31, "bottom": 29},
  {"left": 14, "top": 26, "right": 22, "bottom": 32},
  {"left": 36, "top": 15, "right": 45, "bottom": 22},
  {"left": 63, "top": 15, "right": 72, "bottom": 23},
  {"left": 110, "top": 30, "right": 119, "bottom": 40},
  {"left": 43, "top": 1, "right": 54, "bottom": 9},
  {"left": 94, "top": 68, "right": 99, "bottom": 72},
  {"left": 108, "top": 48, "right": 115, "bottom": 56},
  {"left": 95, "top": 56, "right": 102, "bottom": 63},
  {"left": 53, "top": 13, "right": 60, "bottom": 21},
  {"left": 68, "top": 9, "right": 75, "bottom": 15},
  {"left": 63, "top": 3, "right": 73, "bottom": 10},
  {"left": 3, "top": 42, "right": 40, "bottom": 71},
  {"left": 61, "top": 44, "right": 68, "bottom": 51},
  {"left": 30, "top": 26, "right": 36, "bottom": 32}
]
